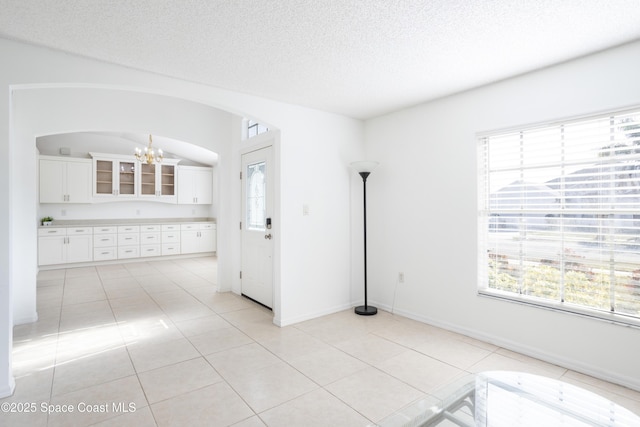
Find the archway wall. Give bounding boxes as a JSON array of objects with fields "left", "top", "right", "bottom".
[
  {"left": 0, "top": 37, "right": 364, "bottom": 396},
  {"left": 11, "top": 87, "right": 235, "bottom": 325}
]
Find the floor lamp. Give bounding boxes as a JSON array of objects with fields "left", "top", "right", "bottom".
[{"left": 351, "top": 161, "right": 379, "bottom": 316}]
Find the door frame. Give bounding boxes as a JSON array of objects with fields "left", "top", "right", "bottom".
[
  {"left": 240, "top": 145, "right": 274, "bottom": 310},
  {"left": 236, "top": 131, "right": 281, "bottom": 324}
]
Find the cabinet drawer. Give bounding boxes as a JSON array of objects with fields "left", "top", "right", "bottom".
[
  {"left": 118, "top": 233, "right": 140, "bottom": 246},
  {"left": 140, "top": 245, "right": 161, "bottom": 257},
  {"left": 162, "top": 232, "right": 180, "bottom": 243},
  {"left": 94, "top": 234, "right": 116, "bottom": 247},
  {"left": 180, "top": 223, "right": 199, "bottom": 231},
  {"left": 162, "top": 224, "right": 180, "bottom": 232},
  {"left": 94, "top": 226, "right": 117, "bottom": 234},
  {"left": 141, "top": 225, "right": 161, "bottom": 232},
  {"left": 67, "top": 227, "right": 92, "bottom": 235},
  {"left": 118, "top": 225, "right": 140, "bottom": 233},
  {"left": 162, "top": 244, "right": 181, "bottom": 256},
  {"left": 94, "top": 247, "right": 117, "bottom": 261},
  {"left": 118, "top": 246, "right": 140, "bottom": 259},
  {"left": 140, "top": 232, "right": 160, "bottom": 243},
  {"left": 38, "top": 227, "right": 66, "bottom": 236},
  {"left": 200, "top": 223, "right": 215, "bottom": 230}
]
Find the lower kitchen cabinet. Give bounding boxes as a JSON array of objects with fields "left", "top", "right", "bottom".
[
  {"left": 38, "top": 227, "right": 93, "bottom": 266},
  {"left": 38, "top": 220, "right": 215, "bottom": 267},
  {"left": 118, "top": 225, "right": 140, "bottom": 259},
  {"left": 180, "top": 223, "right": 217, "bottom": 254},
  {"left": 161, "top": 224, "right": 181, "bottom": 255},
  {"left": 93, "top": 226, "right": 117, "bottom": 261}
]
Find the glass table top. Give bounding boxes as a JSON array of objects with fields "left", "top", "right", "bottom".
[{"left": 375, "top": 371, "right": 640, "bottom": 427}]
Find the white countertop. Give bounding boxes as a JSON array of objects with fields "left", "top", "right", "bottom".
[{"left": 39, "top": 217, "right": 216, "bottom": 228}]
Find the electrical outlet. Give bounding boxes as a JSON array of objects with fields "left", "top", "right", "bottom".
[
  {"left": 136, "top": 209, "right": 141, "bottom": 216},
  {"left": 61, "top": 209, "right": 67, "bottom": 216},
  {"left": 398, "top": 272, "right": 405, "bottom": 283}
]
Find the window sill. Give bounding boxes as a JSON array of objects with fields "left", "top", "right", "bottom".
[{"left": 478, "top": 289, "right": 640, "bottom": 329}]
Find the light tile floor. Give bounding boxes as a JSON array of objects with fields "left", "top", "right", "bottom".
[{"left": 2, "top": 256, "right": 639, "bottom": 426}]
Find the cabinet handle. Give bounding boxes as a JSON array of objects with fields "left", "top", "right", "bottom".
[{"left": 101, "top": 251, "right": 109, "bottom": 255}]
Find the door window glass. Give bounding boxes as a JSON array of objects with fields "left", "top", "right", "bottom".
[{"left": 247, "top": 161, "right": 266, "bottom": 231}]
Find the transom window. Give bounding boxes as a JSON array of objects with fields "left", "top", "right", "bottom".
[
  {"left": 478, "top": 108, "right": 640, "bottom": 325},
  {"left": 247, "top": 120, "right": 269, "bottom": 138}
]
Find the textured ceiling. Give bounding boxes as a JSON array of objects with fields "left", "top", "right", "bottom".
[{"left": 1, "top": 1, "right": 640, "bottom": 119}]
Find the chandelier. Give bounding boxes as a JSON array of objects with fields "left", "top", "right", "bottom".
[{"left": 135, "top": 134, "right": 163, "bottom": 164}]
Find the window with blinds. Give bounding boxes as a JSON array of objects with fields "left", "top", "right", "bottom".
[{"left": 478, "top": 108, "right": 640, "bottom": 324}]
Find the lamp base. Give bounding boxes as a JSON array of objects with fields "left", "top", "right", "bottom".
[{"left": 354, "top": 305, "right": 377, "bottom": 316}]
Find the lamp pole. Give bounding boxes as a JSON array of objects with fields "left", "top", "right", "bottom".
[{"left": 351, "top": 162, "right": 378, "bottom": 316}]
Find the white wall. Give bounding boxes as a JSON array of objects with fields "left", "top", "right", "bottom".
[
  {"left": 364, "top": 40, "right": 640, "bottom": 390},
  {"left": 0, "top": 38, "right": 365, "bottom": 397}
]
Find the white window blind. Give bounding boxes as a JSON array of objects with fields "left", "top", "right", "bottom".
[{"left": 478, "top": 108, "right": 640, "bottom": 324}]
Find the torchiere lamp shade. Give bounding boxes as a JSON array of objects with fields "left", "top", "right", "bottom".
[{"left": 350, "top": 161, "right": 379, "bottom": 174}]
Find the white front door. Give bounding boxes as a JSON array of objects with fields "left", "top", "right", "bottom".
[{"left": 241, "top": 146, "right": 274, "bottom": 309}]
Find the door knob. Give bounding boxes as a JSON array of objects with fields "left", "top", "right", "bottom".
[{"left": 264, "top": 234, "right": 272, "bottom": 240}]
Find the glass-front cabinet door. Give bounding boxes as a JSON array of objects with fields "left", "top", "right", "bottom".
[
  {"left": 119, "top": 161, "right": 136, "bottom": 196},
  {"left": 95, "top": 160, "right": 114, "bottom": 195},
  {"left": 91, "top": 154, "right": 178, "bottom": 201},
  {"left": 91, "top": 154, "right": 139, "bottom": 198},
  {"left": 160, "top": 165, "right": 175, "bottom": 196},
  {"left": 137, "top": 160, "right": 178, "bottom": 202},
  {"left": 140, "top": 163, "right": 156, "bottom": 196}
]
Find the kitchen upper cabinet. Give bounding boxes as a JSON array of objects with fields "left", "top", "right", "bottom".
[
  {"left": 91, "top": 153, "right": 138, "bottom": 199},
  {"left": 139, "top": 160, "right": 180, "bottom": 203},
  {"left": 177, "top": 166, "right": 213, "bottom": 205},
  {"left": 41, "top": 153, "right": 213, "bottom": 205},
  {"left": 39, "top": 156, "right": 92, "bottom": 203}
]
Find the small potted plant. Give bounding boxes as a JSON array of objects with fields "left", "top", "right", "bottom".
[{"left": 41, "top": 216, "right": 54, "bottom": 226}]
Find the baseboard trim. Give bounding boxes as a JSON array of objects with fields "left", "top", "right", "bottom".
[
  {"left": 13, "top": 312, "right": 38, "bottom": 326},
  {"left": 38, "top": 252, "right": 216, "bottom": 271},
  {"left": 277, "top": 302, "right": 353, "bottom": 327},
  {"left": 0, "top": 376, "right": 15, "bottom": 399},
  {"left": 371, "top": 300, "right": 640, "bottom": 392}
]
